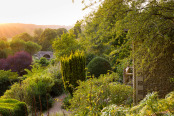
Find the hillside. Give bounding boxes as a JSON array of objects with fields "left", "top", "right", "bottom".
[{"left": 0, "top": 23, "right": 73, "bottom": 38}]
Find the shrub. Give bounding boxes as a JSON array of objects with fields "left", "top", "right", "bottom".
[
  {"left": 0, "top": 99, "right": 27, "bottom": 116},
  {"left": 85, "top": 53, "right": 96, "bottom": 66},
  {"left": 70, "top": 73, "right": 133, "bottom": 115},
  {"left": 61, "top": 51, "right": 86, "bottom": 96},
  {"left": 129, "top": 92, "right": 174, "bottom": 115},
  {"left": 47, "top": 64, "right": 64, "bottom": 97},
  {"left": 2, "top": 66, "right": 54, "bottom": 112},
  {"left": 0, "top": 51, "right": 32, "bottom": 76},
  {"left": 0, "top": 50, "right": 7, "bottom": 59},
  {"left": 0, "top": 70, "right": 18, "bottom": 96},
  {"left": 101, "top": 104, "right": 128, "bottom": 116},
  {"left": 38, "top": 57, "right": 49, "bottom": 66},
  {"left": 87, "top": 57, "right": 112, "bottom": 78}
]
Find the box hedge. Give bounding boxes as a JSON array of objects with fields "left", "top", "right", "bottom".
[{"left": 0, "top": 99, "right": 27, "bottom": 116}]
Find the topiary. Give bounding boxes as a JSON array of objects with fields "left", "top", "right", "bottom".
[
  {"left": 85, "top": 53, "right": 96, "bottom": 66},
  {"left": 61, "top": 51, "right": 86, "bottom": 96},
  {"left": 87, "top": 57, "right": 111, "bottom": 78},
  {"left": 0, "top": 99, "right": 27, "bottom": 116}
]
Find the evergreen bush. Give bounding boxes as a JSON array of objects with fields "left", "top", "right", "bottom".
[
  {"left": 87, "top": 57, "right": 111, "bottom": 78},
  {"left": 0, "top": 70, "right": 18, "bottom": 96},
  {"left": 61, "top": 51, "right": 86, "bottom": 96},
  {"left": 38, "top": 57, "right": 49, "bottom": 66},
  {"left": 0, "top": 99, "right": 27, "bottom": 116}
]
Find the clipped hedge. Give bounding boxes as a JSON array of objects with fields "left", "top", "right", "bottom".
[
  {"left": 87, "top": 57, "right": 111, "bottom": 78},
  {"left": 61, "top": 51, "right": 86, "bottom": 96},
  {"left": 0, "top": 99, "right": 27, "bottom": 116}
]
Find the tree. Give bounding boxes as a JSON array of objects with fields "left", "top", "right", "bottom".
[
  {"left": 61, "top": 51, "right": 86, "bottom": 96},
  {"left": 0, "top": 40, "right": 10, "bottom": 58},
  {"left": 12, "top": 32, "right": 33, "bottom": 42},
  {"left": 56, "top": 28, "right": 68, "bottom": 37},
  {"left": 81, "top": 0, "right": 129, "bottom": 56},
  {"left": 33, "top": 28, "right": 43, "bottom": 43},
  {"left": 0, "top": 51, "right": 32, "bottom": 75},
  {"left": 39, "top": 28, "right": 58, "bottom": 51},
  {"left": 10, "top": 39, "right": 25, "bottom": 53},
  {"left": 0, "top": 37, "right": 8, "bottom": 41},
  {"left": 122, "top": 0, "right": 174, "bottom": 97},
  {"left": 52, "top": 33, "right": 80, "bottom": 59},
  {"left": 73, "top": 21, "right": 82, "bottom": 39},
  {"left": 24, "top": 41, "right": 41, "bottom": 55}
]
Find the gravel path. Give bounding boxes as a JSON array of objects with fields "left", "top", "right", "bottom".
[{"left": 43, "top": 94, "right": 71, "bottom": 116}]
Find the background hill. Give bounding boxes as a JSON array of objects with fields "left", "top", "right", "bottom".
[{"left": 0, "top": 23, "right": 72, "bottom": 38}]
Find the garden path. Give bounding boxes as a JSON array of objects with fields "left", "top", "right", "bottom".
[{"left": 43, "top": 94, "right": 71, "bottom": 116}]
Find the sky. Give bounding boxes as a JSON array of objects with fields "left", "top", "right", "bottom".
[{"left": 0, "top": 0, "right": 95, "bottom": 26}]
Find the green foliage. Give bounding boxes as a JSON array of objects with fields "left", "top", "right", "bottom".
[
  {"left": 37, "top": 57, "right": 50, "bottom": 66},
  {"left": 62, "top": 94, "right": 72, "bottom": 109},
  {"left": 2, "top": 66, "right": 54, "bottom": 111},
  {"left": 0, "top": 40, "right": 10, "bottom": 58},
  {"left": 129, "top": 92, "right": 174, "bottom": 115},
  {"left": 87, "top": 57, "right": 111, "bottom": 78},
  {"left": 0, "top": 50, "right": 7, "bottom": 59},
  {"left": 73, "top": 20, "right": 82, "bottom": 39},
  {"left": 33, "top": 28, "right": 43, "bottom": 43},
  {"left": 85, "top": 53, "right": 96, "bottom": 66},
  {"left": 24, "top": 41, "right": 41, "bottom": 55},
  {"left": 12, "top": 32, "right": 33, "bottom": 42},
  {"left": 53, "top": 33, "right": 80, "bottom": 59},
  {"left": 0, "top": 70, "right": 18, "bottom": 96},
  {"left": 0, "top": 99, "right": 27, "bottom": 116},
  {"left": 47, "top": 64, "right": 64, "bottom": 97},
  {"left": 70, "top": 73, "right": 133, "bottom": 115},
  {"left": 10, "top": 39, "right": 25, "bottom": 53},
  {"left": 39, "top": 28, "right": 58, "bottom": 51},
  {"left": 61, "top": 51, "right": 86, "bottom": 96},
  {"left": 101, "top": 104, "right": 128, "bottom": 116},
  {"left": 100, "top": 91, "right": 174, "bottom": 116}
]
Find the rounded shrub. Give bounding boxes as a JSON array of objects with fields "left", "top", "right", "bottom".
[
  {"left": 38, "top": 57, "right": 49, "bottom": 66},
  {"left": 87, "top": 57, "right": 111, "bottom": 78},
  {"left": 85, "top": 53, "right": 96, "bottom": 66}
]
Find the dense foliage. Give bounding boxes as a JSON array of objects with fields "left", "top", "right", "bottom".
[
  {"left": 2, "top": 66, "right": 53, "bottom": 111},
  {"left": 70, "top": 73, "right": 133, "bottom": 115},
  {"left": 0, "top": 39, "right": 41, "bottom": 57},
  {"left": 0, "top": 51, "right": 32, "bottom": 75},
  {"left": 39, "top": 28, "right": 67, "bottom": 51},
  {"left": 0, "top": 99, "right": 27, "bottom": 116},
  {"left": 0, "top": 70, "right": 18, "bottom": 96},
  {"left": 1, "top": 63, "right": 64, "bottom": 112},
  {"left": 61, "top": 51, "right": 86, "bottom": 96},
  {"left": 53, "top": 33, "right": 80, "bottom": 60},
  {"left": 87, "top": 57, "right": 111, "bottom": 78},
  {"left": 101, "top": 92, "right": 174, "bottom": 116}
]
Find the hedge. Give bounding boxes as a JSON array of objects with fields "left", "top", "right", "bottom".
[{"left": 0, "top": 99, "right": 27, "bottom": 116}]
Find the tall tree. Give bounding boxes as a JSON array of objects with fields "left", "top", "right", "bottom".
[
  {"left": 39, "top": 28, "right": 58, "bottom": 51},
  {"left": 24, "top": 41, "right": 42, "bottom": 55},
  {"left": 33, "top": 28, "right": 43, "bottom": 43},
  {"left": 52, "top": 33, "right": 80, "bottom": 59}
]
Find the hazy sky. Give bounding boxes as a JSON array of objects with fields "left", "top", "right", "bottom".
[{"left": 0, "top": 0, "right": 94, "bottom": 26}]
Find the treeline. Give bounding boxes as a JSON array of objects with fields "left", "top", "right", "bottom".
[{"left": 0, "top": 23, "right": 72, "bottom": 38}]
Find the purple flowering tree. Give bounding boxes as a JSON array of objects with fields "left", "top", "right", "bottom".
[{"left": 0, "top": 51, "right": 32, "bottom": 75}]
